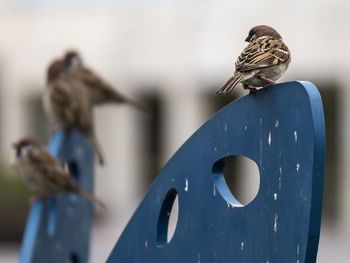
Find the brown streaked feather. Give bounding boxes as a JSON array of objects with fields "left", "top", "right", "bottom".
[
  {"left": 235, "top": 37, "right": 290, "bottom": 72},
  {"left": 72, "top": 67, "right": 152, "bottom": 116},
  {"left": 73, "top": 67, "right": 125, "bottom": 104},
  {"left": 216, "top": 75, "right": 245, "bottom": 95}
]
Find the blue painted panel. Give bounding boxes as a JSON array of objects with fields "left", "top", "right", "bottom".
[
  {"left": 19, "top": 130, "right": 95, "bottom": 263},
  {"left": 107, "top": 81, "right": 325, "bottom": 262}
]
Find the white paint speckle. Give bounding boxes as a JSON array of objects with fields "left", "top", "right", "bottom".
[
  {"left": 197, "top": 252, "right": 201, "bottom": 263},
  {"left": 259, "top": 117, "right": 263, "bottom": 124},
  {"left": 278, "top": 176, "right": 282, "bottom": 190},
  {"left": 294, "top": 131, "right": 298, "bottom": 142},
  {"left": 279, "top": 167, "right": 282, "bottom": 175},
  {"left": 214, "top": 147, "right": 217, "bottom": 152},
  {"left": 244, "top": 125, "right": 248, "bottom": 130},
  {"left": 274, "top": 193, "right": 278, "bottom": 200},
  {"left": 185, "top": 178, "right": 189, "bottom": 192},
  {"left": 241, "top": 241, "right": 244, "bottom": 250},
  {"left": 145, "top": 240, "right": 148, "bottom": 249},
  {"left": 171, "top": 178, "right": 175, "bottom": 183},
  {"left": 268, "top": 130, "right": 272, "bottom": 146},
  {"left": 275, "top": 120, "right": 279, "bottom": 128},
  {"left": 297, "top": 260, "right": 300, "bottom": 263},
  {"left": 297, "top": 244, "right": 300, "bottom": 255},
  {"left": 213, "top": 184, "right": 216, "bottom": 196},
  {"left": 274, "top": 214, "right": 279, "bottom": 232},
  {"left": 296, "top": 163, "right": 300, "bottom": 172},
  {"left": 224, "top": 123, "right": 228, "bottom": 132}
]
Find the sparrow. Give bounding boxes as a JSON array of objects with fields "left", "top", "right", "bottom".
[
  {"left": 216, "top": 25, "right": 291, "bottom": 95},
  {"left": 12, "top": 137, "right": 105, "bottom": 207},
  {"left": 43, "top": 58, "right": 105, "bottom": 165},
  {"left": 64, "top": 51, "right": 151, "bottom": 115}
]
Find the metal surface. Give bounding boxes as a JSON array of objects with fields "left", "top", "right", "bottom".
[
  {"left": 107, "top": 81, "right": 325, "bottom": 262},
  {"left": 19, "top": 130, "right": 95, "bottom": 263}
]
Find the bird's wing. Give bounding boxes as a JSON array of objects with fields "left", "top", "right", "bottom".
[
  {"left": 235, "top": 37, "right": 290, "bottom": 72},
  {"left": 49, "top": 82, "right": 72, "bottom": 107},
  {"left": 28, "top": 149, "right": 72, "bottom": 188},
  {"left": 74, "top": 67, "right": 126, "bottom": 103}
]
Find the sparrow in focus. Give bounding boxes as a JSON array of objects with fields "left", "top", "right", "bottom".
[
  {"left": 64, "top": 51, "right": 151, "bottom": 115},
  {"left": 43, "top": 58, "right": 105, "bottom": 165},
  {"left": 12, "top": 137, "right": 105, "bottom": 207},
  {"left": 216, "top": 25, "right": 291, "bottom": 95}
]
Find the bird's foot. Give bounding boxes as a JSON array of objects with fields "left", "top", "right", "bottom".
[
  {"left": 50, "top": 124, "right": 71, "bottom": 135},
  {"left": 29, "top": 195, "right": 46, "bottom": 204},
  {"left": 243, "top": 85, "right": 258, "bottom": 94},
  {"left": 259, "top": 76, "right": 277, "bottom": 86}
]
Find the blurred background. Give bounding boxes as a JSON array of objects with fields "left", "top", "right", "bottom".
[{"left": 0, "top": 0, "right": 349, "bottom": 262}]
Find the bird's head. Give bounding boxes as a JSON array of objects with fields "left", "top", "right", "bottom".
[
  {"left": 245, "top": 25, "right": 282, "bottom": 42},
  {"left": 64, "top": 50, "right": 82, "bottom": 73},
  {"left": 47, "top": 59, "right": 65, "bottom": 83},
  {"left": 12, "top": 137, "right": 43, "bottom": 158}
]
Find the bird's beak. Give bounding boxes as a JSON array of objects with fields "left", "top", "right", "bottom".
[{"left": 245, "top": 36, "right": 250, "bottom": 42}]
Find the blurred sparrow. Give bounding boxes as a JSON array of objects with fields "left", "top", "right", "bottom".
[
  {"left": 12, "top": 137, "right": 104, "bottom": 207},
  {"left": 43, "top": 58, "right": 105, "bottom": 165},
  {"left": 216, "top": 25, "right": 291, "bottom": 95},
  {"left": 64, "top": 51, "right": 151, "bottom": 115}
]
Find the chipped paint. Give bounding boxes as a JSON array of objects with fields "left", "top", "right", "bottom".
[
  {"left": 259, "top": 134, "right": 263, "bottom": 166},
  {"left": 274, "top": 214, "right": 279, "bottom": 232},
  {"left": 297, "top": 244, "right": 300, "bottom": 255},
  {"left": 278, "top": 176, "right": 282, "bottom": 190},
  {"left": 185, "top": 178, "right": 189, "bottom": 192},
  {"left": 296, "top": 163, "right": 300, "bottom": 172},
  {"left": 268, "top": 130, "right": 272, "bottom": 146},
  {"left": 213, "top": 184, "right": 216, "bottom": 196},
  {"left": 224, "top": 123, "right": 228, "bottom": 132},
  {"left": 274, "top": 193, "right": 278, "bottom": 200},
  {"left": 294, "top": 131, "right": 298, "bottom": 142},
  {"left": 275, "top": 120, "right": 279, "bottom": 128},
  {"left": 241, "top": 241, "right": 244, "bottom": 250}
]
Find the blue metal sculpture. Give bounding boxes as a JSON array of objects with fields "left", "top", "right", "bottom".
[
  {"left": 19, "top": 130, "right": 95, "bottom": 263},
  {"left": 107, "top": 81, "right": 325, "bottom": 262}
]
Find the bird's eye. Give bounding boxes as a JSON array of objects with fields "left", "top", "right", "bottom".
[{"left": 245, "top": 33, "right": 256, "bottom": 42}]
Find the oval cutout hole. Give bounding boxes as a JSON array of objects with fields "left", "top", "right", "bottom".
[
  {"left": 47, "top": 198, "right": 57, "bottom": 236},
  {"left": 68, "top": 161, "right": 79, "bottom": 181},
  {"left": 68, "top": 252, "right": 79, "bottom": 263},
  {"left": 213, "top": 155, "right": 260, "bottom": 206},
  {"left": 156, "top": 188, "right": 179, "bottom": 246}
]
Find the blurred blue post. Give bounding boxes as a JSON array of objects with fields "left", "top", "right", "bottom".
[
  {"left": 19, "top": 130, "right": 95, "bottom": 263},
  {"left": 107, "top": 81, "right": 325, "bottom": 262}
]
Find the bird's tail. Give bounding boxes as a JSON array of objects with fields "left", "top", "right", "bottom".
[
  {"left": 107, "top": 91, "right": 153, "bottom": 119},
  {"left": 124, "top": 98, "right": 153, "bottom": 119},
  {"left": 76, "top": 187, "right": 106, "bottom": 208},
  {"left": 89, "top": 135, "right": 105, "bottom": 166},
  {"left": 216, "top": 75, "right": 244, "bottom": 95}
]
